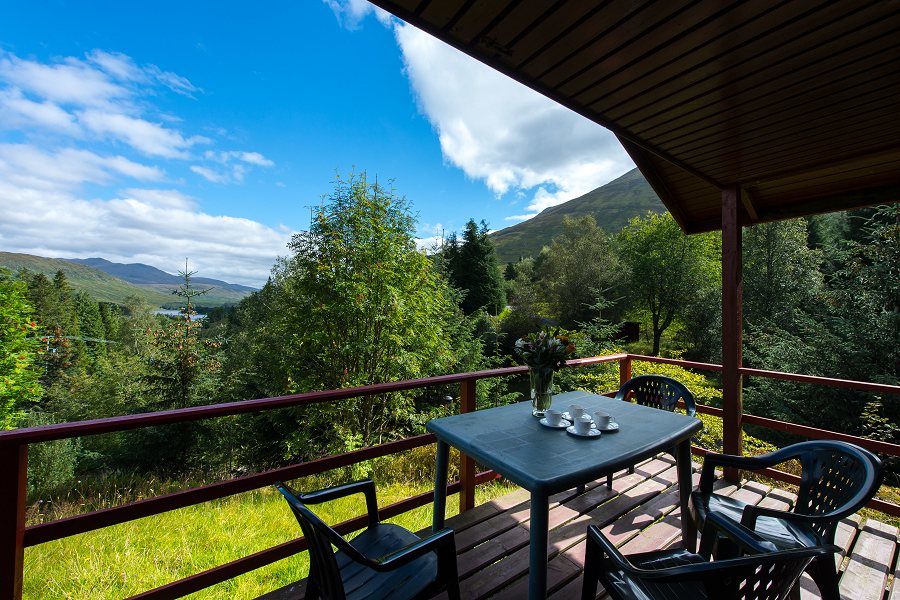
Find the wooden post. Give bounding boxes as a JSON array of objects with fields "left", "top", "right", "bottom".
[
  {"left": 0, "top": 443, "right": 27, "bottom": 600},
  {"left": 459, "top": 379, "right": 476, "bottom": 513},
  {"left": 619, "top": 355, "right": 632, "bottom": 388},
  {"left": 721, "top": 186, "right": 744, "bottom": 482}
]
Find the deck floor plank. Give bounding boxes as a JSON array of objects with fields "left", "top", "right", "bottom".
[
  {"left": 839, "top": 519, "right": 898, "bottom": 600},
  {"left": 258, "top": 467, "right": 895, "bottom": 600}
]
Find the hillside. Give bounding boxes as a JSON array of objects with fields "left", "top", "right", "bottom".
[
  {"left": 490, "top": 168, "right": 666, "bottom": 263},
  {"left": 67, "top": 257, "right": 255, "bottom": 305},
  {"left": 0, "top": 253, "right": 253, "bottom": 308}
]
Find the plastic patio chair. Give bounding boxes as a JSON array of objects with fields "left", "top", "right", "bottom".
[
  {"left": 276, "top": 480, "right": 460, "bottom": 600},
  {"left": 582, "top": 518, "right": 837, "bottom": 600},
  {"left": 614, "top": 374, "right": 697, "bottom": 416},
  {"left": 614, "top": 374, "right": 697, "bottom": 479},
  {"left": 691, "top": 441, "right": 883, "bottom": 600}
]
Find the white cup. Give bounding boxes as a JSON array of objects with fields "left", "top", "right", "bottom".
[
  {"left": 575, "top": 414, "right": 593, "bottom": 435},
  {"left": 545, "top": 408, "right": 563, "bottom": 426},
  {"left": 594, "top": 411, "right": 612, "bottom": 429},
  {"left": 569, "top": 404, "right": 585, "bottom": 419}
]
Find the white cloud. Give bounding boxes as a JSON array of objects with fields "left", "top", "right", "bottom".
[
  {"left": 79, "top": 110, "right": 208, "bottom": 158},
  {"left": 324, "top": 0, "right": 392, "bottom": 29},
  {"left": 0, "top": 88, "right": 79, "bottom": 134},
  {"left": 393, "top": 23, "right": 634, "bottom": 217},
  {"left": 0, "top": 49, "right": 283, "bottom": 286},
  {"left": 193, "top": 150, "right": 273, "bottom": 184},
  {"left": 0, "top": 173, "right": 291, "bottom": 287}
]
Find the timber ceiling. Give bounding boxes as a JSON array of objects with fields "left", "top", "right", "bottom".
[{"left": 369, "top": 0, "right": 900, "bottom": 233}]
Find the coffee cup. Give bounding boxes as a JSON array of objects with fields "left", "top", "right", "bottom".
[
  {"left": 545, "top": 408, "right": 563, "bottom": 426},
  {"left": 568, "top": 404, "right": 585, "bottom": 419},
  {"left": 594, "top": 411, "right": 612, "bottom": 429},
  {"left": 574, "top": 414, "right": 593, "bottom": 435}
]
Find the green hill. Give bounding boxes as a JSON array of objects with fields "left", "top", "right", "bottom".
[
  {"left": 490, "top": 168, "right": 666, "bottom": 263},
  {"left": 0, "top": 253, "right": 252, "bottom": 308}
]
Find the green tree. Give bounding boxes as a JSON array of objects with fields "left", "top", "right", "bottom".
[
  {"left": 743, "top": 219, "right": 823, "bottom": 330},
  {"left": 267, "top": 173, "right": 481, "bottom": 453},
  {"left": 536, "top": 216, "right": 622, "bottom": 329},
  {"left": 618, "top": 212, "right": 719, "bottom": 355},
  {"left": 446, "top": 219, "right": 506, "bottom": 315},
  {"left": 0, "top": 269, "right": 43, "bottom": 429}
]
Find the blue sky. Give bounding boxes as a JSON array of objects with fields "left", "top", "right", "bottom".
[{"left": 0, "top": 0, "right": 633, "bottom": 286}]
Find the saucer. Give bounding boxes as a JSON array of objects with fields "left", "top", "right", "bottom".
[
  {"left": 595, "top": 421, "right": 619, "bottom": 432},
  {"left": 566, "top": 425, "right": 601, "bottom": 438},
  {"left": 540, "top": 417, "right": 571, "bottom": 429}
]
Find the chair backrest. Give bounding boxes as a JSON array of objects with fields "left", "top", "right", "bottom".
[
  {"left": 790, "top": 441, "right": 883, "bottom": 539},
  {"left": 615, "top": 374, "right": 696, "bottom": 417},
  {"left": 276, "top": 483, "right": 367, "bottom": 600},
  {"left": 703, "top": 547, "right": 827, "bottom": 600}
]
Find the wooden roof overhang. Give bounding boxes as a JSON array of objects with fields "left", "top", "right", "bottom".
[{"left": 369, "top": 0, "right": 900, "bottom": 233}]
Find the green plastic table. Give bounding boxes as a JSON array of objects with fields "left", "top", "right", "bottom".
[{"left": 427, "top": 390, "right": 702, "bottom": 600}]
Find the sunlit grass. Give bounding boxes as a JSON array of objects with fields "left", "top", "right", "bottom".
[{"left": 24, "top": 477, "right": 517, "bottom": 599}]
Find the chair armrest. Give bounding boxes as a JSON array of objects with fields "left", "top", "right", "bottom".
[
  {"left": 297, "top": 480, "right": 379, "bottom": 526},
  {"left": 373, "top": 528, "right": 457, "bottom": 571},
  {"left": 705, "top": 511, "right": 779, "bottom": 554},
  {"left": 698, "top": 449, "right": 795, "bottom": 494},
  {"left": 280, "top": 480, "right": 380, "bottom": 527}
]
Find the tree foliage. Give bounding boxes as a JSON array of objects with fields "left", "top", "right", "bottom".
[
  {"left": 0, "top": 269, "right": 42, "bottom": 429},
  {"left": 617, "top": 212, "right": 719, "bottom": 355},
  {"left": 444, "top": 219, "right": 506, "bottom": 315}
]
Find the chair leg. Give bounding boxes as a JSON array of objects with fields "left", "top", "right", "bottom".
[
  {"left": 581, "top": 538, "right": 600, "bottom": 600},
  {"left": 698, "top": 521, "right": 716, "bottom": 559},
  {"left": 607, "top": 473, "right": 613, "bottom": 488},
  {"left": 576, "top": 483, "right": 586, "bottom": 494},
  {"left": 807, "top": 554, "right": 840, "bottom": 600}
]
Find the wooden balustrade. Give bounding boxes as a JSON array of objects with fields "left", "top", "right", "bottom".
[{"left": 0, "top": 352, "right": 897, "bottom": 599}]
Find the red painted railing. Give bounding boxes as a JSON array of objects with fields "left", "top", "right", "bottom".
[{"left": 0, "top": 352, "right": 897, "bottom": 599}]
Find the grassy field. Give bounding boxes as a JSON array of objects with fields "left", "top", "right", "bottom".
[{"left": 24, "top": 476, "right": 517, "bottom": 599}]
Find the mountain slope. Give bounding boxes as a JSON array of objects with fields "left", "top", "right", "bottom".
[
  {"left": 67, "top": 258, "right": 256, "bottom": 293},
  {"left": 0, "top": 253, "right": 253, "bottom": 307},
  {"left": 490, "top": 168, "right": 665, "bottom": 263}
]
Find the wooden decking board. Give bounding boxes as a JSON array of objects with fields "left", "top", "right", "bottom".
[
  {"left": 257, "top": 470, "right": 898, "bottom": 600},
  {"left": 839, "top": 519, "right": 898, "bottom": 600},
  {"left": 835, "top": 515, "right": 862, "bottom": 570}
]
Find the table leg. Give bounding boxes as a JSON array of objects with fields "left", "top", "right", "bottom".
[
  {"left": 676, "top": 438, "right": 697, "bottom": 552},
  {"left": 433, "top": 439, "right": 449, "bottom": 532},
  {"left": 529, "top": 491, "right": 549, "bottom": 600}
]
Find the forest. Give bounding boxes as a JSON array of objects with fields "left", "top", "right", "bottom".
[{"left": 1, "top": 172, "right": 898, "bottom": 504}]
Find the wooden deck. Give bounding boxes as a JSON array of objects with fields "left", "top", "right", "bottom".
[{"left": 261, "top": 455, "right": 899, "bottom": 600}]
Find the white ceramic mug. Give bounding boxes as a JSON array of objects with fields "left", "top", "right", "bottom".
[
  {"left": 568, "top": 404, "right": 585, "bottom": 419},
  {"left": 574, "top": 414, "right": 593, "bottom": 435},
  {"left": 545, "top": 408, "right": 563, "bottom": 426},
  {"left": 594, "top": 411, "right": 612, "bottom": 429}
]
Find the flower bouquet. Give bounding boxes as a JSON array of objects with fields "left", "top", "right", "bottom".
[{"left": 514, "top": 329, "right": 575, "bottom": 416}]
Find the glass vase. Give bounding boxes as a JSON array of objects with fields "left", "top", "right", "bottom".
[{"left": 529, "top": 367, "right": 555, "bottom": 417}]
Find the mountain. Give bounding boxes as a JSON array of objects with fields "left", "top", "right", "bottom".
[
  {"left": 490, "top": 168, "right": 666, "bottom": 263},
  {"left": 0, "top": 253, "right": 254, "bottom": 308},
  {"left": 67, "top": 258, "right": 256, "bottom": 294}
]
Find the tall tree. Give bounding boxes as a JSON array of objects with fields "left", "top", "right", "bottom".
[
  {"left": 446, "top": 219, "right": 506, "bottom": 315},
  {"left": 536, "top": 215, "right": 622, "bottom": 329},
  {"left": 0, "top": 269, "right": 42, "bottom": 429},
  {"left": 743, "top": 219, "right": 823, "bottom": 330},
  {"left": 617, "top": 212, "right": 719, "bottom": 355},
  {"left": 269, "top": 172, "right": 479, "bottom": 451}
]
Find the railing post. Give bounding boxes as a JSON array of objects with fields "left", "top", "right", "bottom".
[
  {"left": 619, "top": 355, "right": 632, "bottom": 387},
  {"left": 0, "top": 443, "right": 27, "bottom": 600},
  {"left": 721, "top": 185, "right": 744, "bottom": 482},
  {"left": 459, "top": 378, "right": 476, "bottom": 513}
]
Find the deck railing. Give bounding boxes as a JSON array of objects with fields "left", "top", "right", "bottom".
[{"left": 1, "top": 353, "right": 897, "bottom": 599}]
